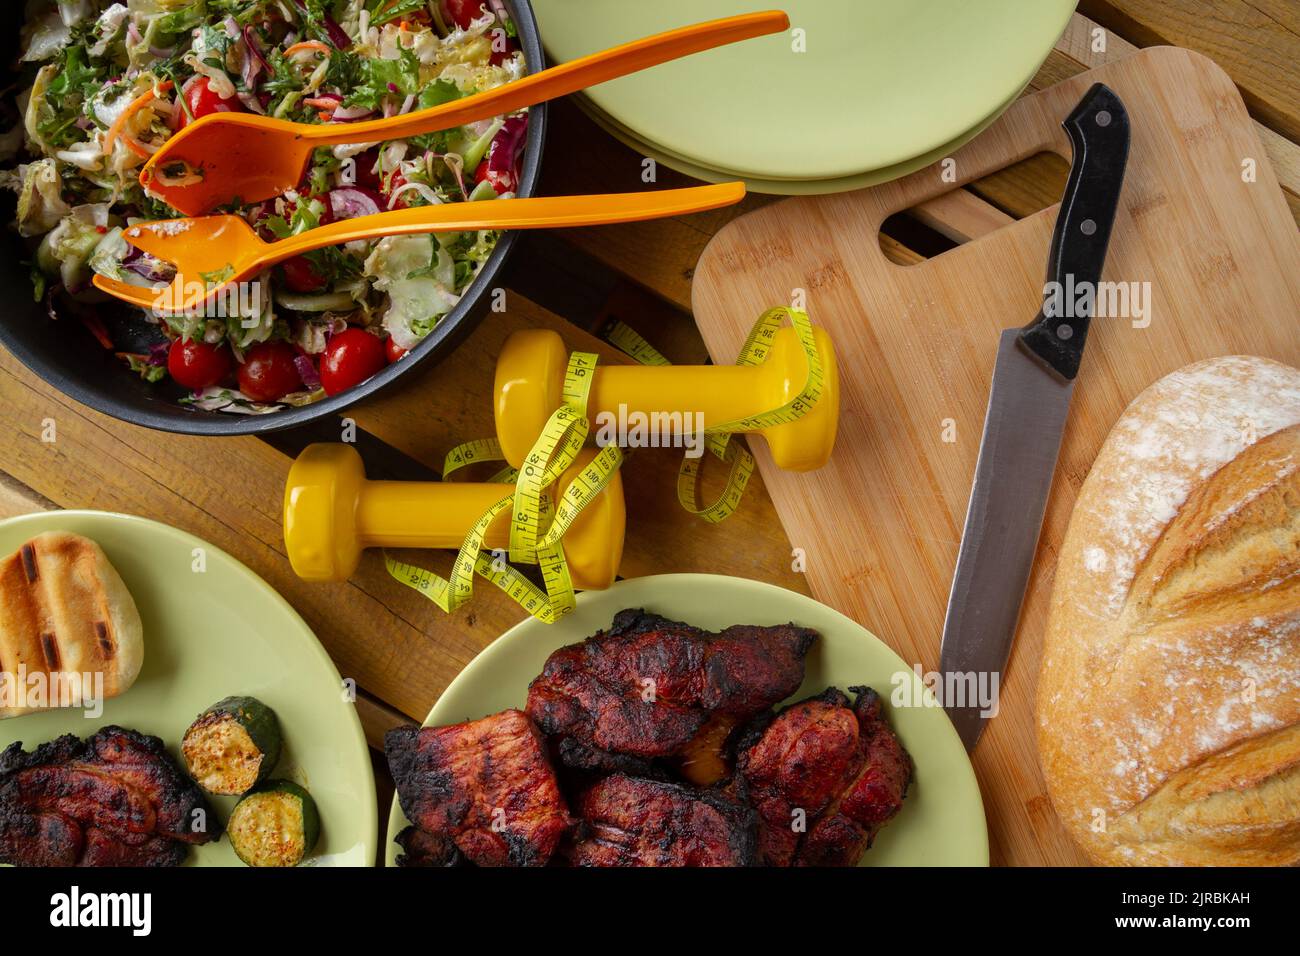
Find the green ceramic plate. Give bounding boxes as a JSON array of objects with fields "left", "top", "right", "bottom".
[
  {"left": 386, "top": 573, "right": 987, "bottom": 867},
  {"left": 532, "top": 0, "right": 1076, "bottom": 181},
  {"left": 573, "top": 83, "right": 1021, "bottom": 195},
  {"left": 0, "top": 511, "right": 376, "bottom": 867}
]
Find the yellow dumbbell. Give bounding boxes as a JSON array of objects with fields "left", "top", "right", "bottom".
[
  {"left": 493, "top": 326, "right": 838, "bottom": 470},
  {"left": 282, "top": 443, "right": 624, "bottom": 590}
]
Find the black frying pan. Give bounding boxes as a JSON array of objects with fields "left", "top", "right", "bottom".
[{"left": 0, "top": 1, "right": 545, "bottom": 435}]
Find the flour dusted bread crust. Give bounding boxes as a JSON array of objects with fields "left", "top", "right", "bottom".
[
  {"left": 1037, "top": 356, "right": 1300, "bottom": 866},
  {"left": 0, "top": 532, "right": 144, "bottom": 718}
]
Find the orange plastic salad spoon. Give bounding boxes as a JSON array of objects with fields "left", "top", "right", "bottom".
[
  {"left": 141, "top": 10, "right": 790, "bottom": 216},
  {"left": 91, "top": 182, "right": 746, "bottom": 314}
]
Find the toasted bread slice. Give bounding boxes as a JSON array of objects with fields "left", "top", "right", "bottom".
[{"left": 0, "top": 532, "right": 143, "bottom": 718}]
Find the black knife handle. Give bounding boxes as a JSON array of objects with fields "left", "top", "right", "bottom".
[{"left": 1019, "top": 83, "right": 1130, "bottom": 380}]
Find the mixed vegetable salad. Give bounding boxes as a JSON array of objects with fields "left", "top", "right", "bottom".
[{"left": 2, "top": 0, "right": 529, "bottom": 411}]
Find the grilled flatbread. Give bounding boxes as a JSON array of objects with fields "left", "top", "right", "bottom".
[{"left": 0, "top": 532, "right": 143, "bottom": 718}]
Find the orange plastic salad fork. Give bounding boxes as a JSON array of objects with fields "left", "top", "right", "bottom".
[
  {"left": 91, "top": 183, "right": 746, "bottom": 314},
  {"left": 141, "top": 11, "right": 790, "bottom": 215}
]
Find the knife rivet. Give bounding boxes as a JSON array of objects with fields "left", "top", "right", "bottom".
[
  {"left": 1095, "top": 110, "right": 1112, "bottom": 127},
  {"left": 1056, "top": 324, "right": 1074, "bottom": 340},
  {"left": 1080, "top": 218, "right": 1097, "bottom": 236}
]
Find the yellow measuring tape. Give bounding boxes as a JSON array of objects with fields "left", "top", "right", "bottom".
[
  {"left": 384, "top": 352, "right": 622, "bottom": 625},
  {"left": 609, "top": 307, "right": 826, "bottom": 524},
  {"left": 387, "top": 306, "right": 824, "bottom": 623}
]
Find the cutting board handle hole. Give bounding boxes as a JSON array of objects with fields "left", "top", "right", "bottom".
[{"left": 879, "top": 151, "right": 1069, "bottom": 265}]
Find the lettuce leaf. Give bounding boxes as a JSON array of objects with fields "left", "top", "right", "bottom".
[{"left": 344, "top": 46, "right": 420, "bottom": 109}]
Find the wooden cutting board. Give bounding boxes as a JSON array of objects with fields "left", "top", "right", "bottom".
[{"left": 691, "top": 46, "right": 1300, "bottom": 866}]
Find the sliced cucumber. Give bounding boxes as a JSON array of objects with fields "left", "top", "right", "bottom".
[
  {"left": 228, "top": 780, "right": 321, "bottom": 868},
  {"left": 182, "top": 696, "right": 282, "bottom": 796}
]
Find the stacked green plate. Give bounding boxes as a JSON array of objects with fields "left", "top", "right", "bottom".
[{"left": 533, "top": 0, "right": 1077, "bottom": 193}]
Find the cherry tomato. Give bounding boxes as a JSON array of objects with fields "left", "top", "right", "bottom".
[
  {"left": 167, "top": 338, "right": 232, "bottom": 390},
  {"left": 350, "top": 151, "right": 408, "bottom": 206},
  {"left": 385, "top": 337, "right": 409, "bottom": 363},
  {"left": 384, "top": 171, "right": 410, "bottom": 208},
  {"left": 320, "top": 328, "right": 388, "bottom": 396},
  {"left": 280, "top": 255, "right": 328, "bottom": 293},
  {"left": 473, "top": 159, "right": 515, "bottom": 195},
  {"left": 443, "top": 0, "right": 488, "bottom": 29},
  {"left": 237, "top": 341, "right": 303, "bottom": 402},
  {"left": 489, "top": 40, "right": 519, "bottom": 67},
  {"left": 174, "top": 77, "right": 244, "bottom": 131}
]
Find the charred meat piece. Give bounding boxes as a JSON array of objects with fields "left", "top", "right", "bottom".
[
  {"left": 393, "top": 825, "right": 463, "bottom": 868},
  {"left": 84, "top": 726, "right": 215, "bottom": 843},
  {"left": 568, "top": 773, "right": 757, "bottom": 867},
  {"left": 737, "top": 686, "right": 911, "bottom": 866},
  {"left": 80, "top": 830, "right": 189, "bottom": 867},
  {"left": 527, "top": 609, "right": 815, "bottom": 779},
  {"left": 0, "top": 726, "right": 219, "bottom": 867},
  {"left": 386, "top": 709, "right": 571, "bottom": 867}
]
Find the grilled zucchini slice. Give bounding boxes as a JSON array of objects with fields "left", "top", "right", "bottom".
[
  {"left": 228, "top": 780, "right": 321, "bottom": 867},
  {"left": 182, "top": 696, "right": 282, "bottom": 795}
]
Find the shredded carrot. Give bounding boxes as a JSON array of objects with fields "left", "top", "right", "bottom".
[
  {"left": 120, "top": 132, "right": 160, "bottom": 159},
  {"left": 318, "top": 111, "right": 332, "bottom": 122},
  {"left": 104, "top": 81, "right": 173, "bottom": 156},
  {"left": 284, "top": 40, "right": 332, "bottom": 58}
]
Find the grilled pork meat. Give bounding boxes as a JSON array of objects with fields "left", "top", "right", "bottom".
[
  {"left": 0, "top": 726, "right": 219, "bottom": 867},
  {"left": 386, "top": 709, "right": 571, "bottom": 867},
  {"left": 393, "top": 825, "right": 463, "bottom": 868},
  {"left": 527, "top": 609, "right": 816, "bottom": 781},
  {"left": 737, "top": 686, "right": 911, "bottom": 866},
  {"left": 568, "top": 773, "right": 757, "bottom": 867}
]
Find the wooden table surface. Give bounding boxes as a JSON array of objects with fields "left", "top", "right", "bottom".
[{"left": 1, "top": 2, "right": 1296, "bottom": 866}]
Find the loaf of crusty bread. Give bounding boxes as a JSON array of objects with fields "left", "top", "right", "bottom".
[
  {"left": 1038, "top": 356, "right": 1300, "bottom": 866},
  {"left": 0, "top": 531, "right": 144, "bottom": 718}
]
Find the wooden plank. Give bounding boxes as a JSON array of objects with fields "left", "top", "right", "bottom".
[
  {"left": 1079, "top": 0, "right": 1300, "bottom": 142},
  {"left": 964, "top": 153, "right": 1069, "bottom": 222},
  {"left": 1043, "top": 11, "right": 1300, "bottom": 224},
  {"left": 692, "top": 47, "right": 1300, "bottom": 866},
  {"left": 593, "top": 280, "right": 714, "bottom": 364},
  {"left": 0, "top": 472, "right": 56, "bottom": 518},
  {"left": 355, "top": 691, "right": 412, "bottom": 751},
  {"left": 908, "top": 189, "right": 1015, "bottom": 244}
]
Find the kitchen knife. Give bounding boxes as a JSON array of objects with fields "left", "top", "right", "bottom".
[{"left": 939, "top": 83, "right": 1130, "bottom": 751}]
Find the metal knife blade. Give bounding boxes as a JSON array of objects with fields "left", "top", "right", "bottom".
[
  {"left": 939, "top": 333, "right": 1072, "bottom": 749},
  {"left": 939, "top": 83, "right": 1130, "bottom": 751}
]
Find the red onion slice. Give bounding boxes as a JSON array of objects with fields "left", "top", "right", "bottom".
[
  {"left": 323, "top": 16, "right": 353, "bottom": 50},
  {"left": 487, "top": 114, "right": 529, "bottom": 176},
  {"left": 293, "top": 353, "right": 322, "bottom": 390},
  {"left": 332, "top": 104, "right": 376, "bottom": 121},
  {"left": 243, "top": 25, "right": 274, "bottom": 76},
  {"left": 328, "top": 188, "right": 383, "bottom": 220},
  {"left": 237, "top": 93, "right": 267, "bottom": 115},
  {"left": 291, "top": 0, "right": 352, "bottom": 49},
  {"left": 125, "top": 255, "right": 176, "bottom": 283}
]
